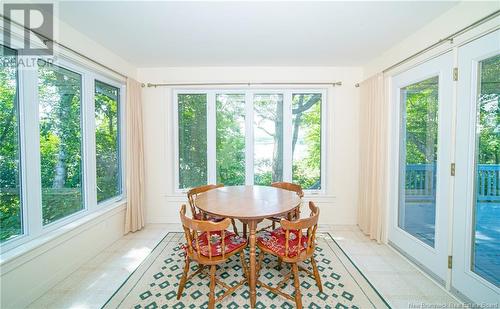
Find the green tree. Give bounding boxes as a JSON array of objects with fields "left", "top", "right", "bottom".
[
  {"left": 95, "top": 81, "right": 120, "bottom": 202},
  {"left": 292, "top": 94, "right": 321, "bottom": 189},
  {"left": 216, "top": 94, "right": 245, "bottom": 185},
  {"left": 38, "top": 63, "right": 83, "bottom": 224},
  {"left": 477, "top": 55, "right": 499, "bottom": 165},
  {"left": 0, "top": 48, "right": 22, "bottom": 242},
  {"left": 178, "top": 94, "right": 207, "bottom": 188}
]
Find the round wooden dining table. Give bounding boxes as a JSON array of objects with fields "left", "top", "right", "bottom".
[{"left": 195, "top": 185, "right": 302, "bottom": 308}]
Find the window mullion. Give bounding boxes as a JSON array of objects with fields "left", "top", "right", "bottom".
[
  {"left": 207, "top": 92, "right": 216, "bottom": 184},
  {"left": 173, "top": 91, "right": 180, "bottom": 190},
  {"left": 84, "top": 75, "right": 97, "bottom": 211},
  {"left": 21, "top": 63, "right": 43, "bottom": 236},
  {"left": 119, "top": 85, "right": 127, "bottom": 200},
  {"left": 321, "top": 89, "right": 327, "bottom": 193},
  {"left": 245, "top": 91, "right": 254, "bottom": 185},
  {"left": 283, "top": 91, "right": 293, "bottom": 182}
]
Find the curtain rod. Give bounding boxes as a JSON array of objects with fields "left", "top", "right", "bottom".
[
  {"left": 142, "top": 81, "right": 342, "bottom": 88},
  {"left": 0, "top": 14, "right": 128, "bottom": 79},
  {"left": 382, "top": 9, "right": 500, "bottom": 74}
]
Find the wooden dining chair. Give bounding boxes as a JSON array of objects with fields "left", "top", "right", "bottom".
[
  {"left": 241, "top": 182, "right": 303, "bottom": 238},
  {"left": 256, "top": 201, "right": 322, "bottom": 309},
  {"left": 178, "top": 205, "right": 249, "bottom": 309},
  {"left": 269, "top": 182, "right": 304, "bottom": 228},
  {"left": 187, "top": 184, "right": 239, "bottom": 235}
]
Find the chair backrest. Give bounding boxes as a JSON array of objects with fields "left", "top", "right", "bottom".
[
  {"left": 180, "top": 204, "right": 231, "bottom": 260},
  {"left": 271, "top": 182, "right": 304, "bottom": 198},
  {"left": 186, "top": 184, "right": 224, "bottom": 217},
  {"left": 280, "top": 201, "right": 319, "bottom": 258}
]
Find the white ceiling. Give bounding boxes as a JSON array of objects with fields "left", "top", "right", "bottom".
[{"left": 58, "top": 1, "right": 459, "bottom": 68}]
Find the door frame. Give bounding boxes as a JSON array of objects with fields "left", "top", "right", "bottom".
[
  {"left": 451, "top": 29, "right": 500, "bottom": 303},
  {"left": 388, "top": 52, "right": 454, "bottom": 282}
]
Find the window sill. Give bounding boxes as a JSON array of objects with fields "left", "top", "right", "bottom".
[{"left": 0, "top": 199, "right": 127, "bottom": 273}]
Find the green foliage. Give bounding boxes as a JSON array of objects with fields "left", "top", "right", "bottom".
[
  {"left": 95, "top": 81, "right": 121, "bottom": 202},
  {"left": 181, "top": 92, "right": 322, "bottom": 189},
  {"left": 477, "top": 55, "right": 499, "bottom": 165},
  {"left": 0, "top": 51, "right": 21, "bottom": 241},
  {"left": 253, "top": 94, "right": 284, "bottom": 185},
  {"left": 403, "top": 76, "right": 439, "bottom": 164},
  {"left": 292, "top": 94, "right": 321, "bottom": 189},
  {"left": 38, "top": 63, "right": 84, "bottom": 224},
  {"left": 0, "top": 58, "right": 122, "bottom": 241},
  {"left": 254, "top": 170, "right": 273, "bottom": 186},
  {"left": 179, "top": 94, "right": 208, "bottom": 188},
  {"left": 216, "top": 94, "right": 245, "bottom": 185}
]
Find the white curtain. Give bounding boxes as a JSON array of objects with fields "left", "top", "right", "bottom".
[
  {"left": 124, "top": 78, "right": 145, "bottom": 233},
  {"left": 357, "top": 73, "right": 387, "bottom": 243}
]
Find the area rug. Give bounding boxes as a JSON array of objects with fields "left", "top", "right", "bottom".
[{"left": 103, "top": 232, "right": 390, "bottom": 309}]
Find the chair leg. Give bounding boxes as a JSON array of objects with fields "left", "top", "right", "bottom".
[
  {"left": 310, "top": 257, "right": 323, "bottom": 292},
  {"left": 256, "top": 250, "right": 265, "bottom": 278},
  {"left": 208, "top": 265, "right": 216, "bottom": 309},
  {"left": 277, "top": 257, "right": 282, "bottom": 270},
  {"left": 292, "top": 263, "right": 303, "bottom": 309},
  {"left": 231, "top": 218, "right": 239, "bottom": 236},
  {"left": 177, "top": 258, "right": 190, "bottom": 299},
  {"left": 239, "top": 251, "right": 248, "bottom": 279},
  {"left": 272, "top": 221, "right": 276, "bottom": 230},
  {"left": 242, "top": 223, "right": 247, "bottom": 238}
]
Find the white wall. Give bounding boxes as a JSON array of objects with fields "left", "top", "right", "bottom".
[
  {"left": 0, "top": 16, "right": 135, "bottom": 309},
  {"left": 56, "top": 18, "right": 137, "bottom": 79},
  {"left": 363, "top": 1, "right": 500, "bottom": 78},
  {"left": 0, "top": 205, "right": 126, "bottom": 308},
  {"left": 137, "top": 66, "right": 363, "bottom": 226}
]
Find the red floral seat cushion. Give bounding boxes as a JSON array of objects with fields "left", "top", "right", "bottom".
[
  {"left": 192, "top": 230, "right": 247, "bottom": 257},
  {"left": 257, "top": 227, "right": 308, "bottom": 257},
  {"left": 192, "top": 213, "right": 225, "bottom": 222}
]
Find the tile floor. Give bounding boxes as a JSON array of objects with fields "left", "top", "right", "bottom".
[{"left": 27, "top": 224, "right": 461, "bottom": 309}]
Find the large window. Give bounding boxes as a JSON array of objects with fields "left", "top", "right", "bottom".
[
  {"left": 254, "top": 94, "right": 284, "bottom": 185},
  {"left": 38, "top": 63, "right": 84, "bottom": 225},
  {"left": 292, "top": 94, "right": 322, "bottom": 189},
  {"left": 0, "top": 50, "right": 125, "bottom": 248},
  {"left": 178, "top": 94, "right": 207, "bottom": 189},
  {"left": 216, "top": 94, "right": 245, "bottom": 185},
  {"left": 0, "top": 46, "right": 22, "bottom": 242},
  {"left": 175, "top": 90, "right": 325, "bottom": 191},
  {"left": 95, "top": 80, "right": 122, "bottom": 203}
]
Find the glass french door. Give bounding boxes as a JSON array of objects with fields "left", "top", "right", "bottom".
[
  {"left": 390, "top": 52, "right": 453, "bottom": 281},
  {"left": 452, "top": 30, "right": 500, "bottom": 303}
]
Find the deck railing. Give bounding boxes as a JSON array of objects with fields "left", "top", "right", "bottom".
[{"left": 405, "top": 164, "right": 500, "bottom": 202}]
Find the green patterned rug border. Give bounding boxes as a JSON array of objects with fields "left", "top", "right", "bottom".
[
  {"left": 102, "top": 232, "right": 391, "bottom": 309},
  {"left": 323, "top": 233, "right": 391, "bottom": 309}
]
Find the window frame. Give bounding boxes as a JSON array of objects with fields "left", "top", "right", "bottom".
[
  {"left": 173, "top": 88, "right": 327, "bottom": 195},
  {"left": 93, "top": 77, "right": 125, "bottom": 206},
  {"left": 0, "top": 52, "right": 126, "bottom": 253}
]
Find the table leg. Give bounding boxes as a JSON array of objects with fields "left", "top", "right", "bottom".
[{"left": 249, "top": 220, "right": 257, "bottom": 308}]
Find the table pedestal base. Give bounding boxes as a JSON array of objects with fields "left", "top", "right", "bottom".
[{"left": 241, "top": 219, "right": 262, "bottom": 308}]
